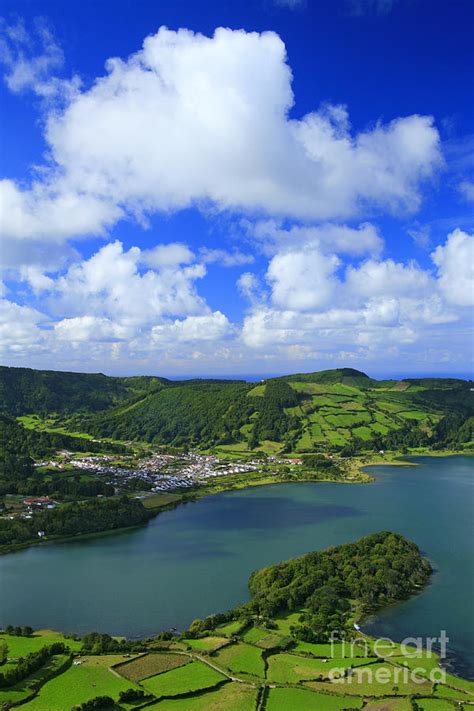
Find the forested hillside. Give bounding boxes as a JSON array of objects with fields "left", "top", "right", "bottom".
[
  {"left": 0, "top": 365, "right": 472, "bottom": 455},
  {"left": 0, "top": 366, "right": 166, "bottom": 415}
]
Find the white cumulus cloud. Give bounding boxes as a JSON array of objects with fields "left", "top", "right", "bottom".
[
  {"left": 432, "top": 229, "right": 474, "bottom": 307},
  {"left": 1, "top": 26, "right": 442, "bottom": 248}
]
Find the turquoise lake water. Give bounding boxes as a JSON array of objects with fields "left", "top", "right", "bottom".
[{"left": 0, "top": 455, "right": 472, "bottom": 676}]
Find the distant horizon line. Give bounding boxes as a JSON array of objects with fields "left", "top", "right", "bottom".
[{"left": 1, "top": 363, "right": 473, "bottom": 383}]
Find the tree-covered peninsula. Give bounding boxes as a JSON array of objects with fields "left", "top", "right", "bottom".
[{"left": 1, "top": 532, "right": 471, "bottom": 711}]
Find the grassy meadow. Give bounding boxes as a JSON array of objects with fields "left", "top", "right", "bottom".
[{"left": 4, "top": 608, "right": 473, "bottom": 711}]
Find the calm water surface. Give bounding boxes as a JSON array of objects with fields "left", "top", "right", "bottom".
[{"left": 1, "top": 456, "right": 473, "bottom": 675}]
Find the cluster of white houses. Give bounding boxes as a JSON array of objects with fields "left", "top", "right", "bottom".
[{"left": 42, "top": 451, "right": 264, "bottom": 493}]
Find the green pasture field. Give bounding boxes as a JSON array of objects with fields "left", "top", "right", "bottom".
[
  {"left": 266, "top": 652, "right": 375, "bottom": 683},
  {"left": 264, "top": 686, "right": 364, "bottom": 710},
  {"left": 23, "top": 655, "right": 139, "bottom": 710},
  {"left": 241, "top": 626, "right": 285, "bottom": 650},
  {"left": 212, "top": 642, "right": 265, "bottom": 678},
  {"left": 341, "top": 400, "right": 366, "bottom": 411},
  {"left": 311, "top": 661, "right": 433, "bottom": 696},
  {"left": 0, "top": 630, "right": 83, "bottom": 656},
  {"left": 398, "top": 410, "right": 431, "bottom": 421},
  {"left": 214, "top": 620, "right": 248, "bottom": 637},
  {"left": 325, "top": 412, "right": 371, "bottom": 427},
  {"left": 141, "top": 492, "right": 184, "bottom": 510},
  {"left": 371, "top": 423, "right": 390, "bottom": 434},
  {"left": 259, "top": 440, "right": 284, "bottom": 454},
  {"left": 114, "top": 652, "right": 189, "bottom": 681},
  {"left": 434, "top": 684, "right": 472, "bottom": 701},
  {"left": 352, "top": 425, "right": 374, "bottom": 440},
  {"left": 247, "top": 385, "right": 265, "bottom": 396},
  {"left": 363, "top": 698, "right": 413, "bottom": 711},
  {"left": 292, "top": 640, "right": 374, "bottom": 657},
  {"left": 377, "top": 400, "right": 407, "bottom": 413},
  {"left": 374, "top": 411, "right": 399, "bottom": 426},
  {"left": 295, "top": 430, "right": 313, "bottom": 450},
  {"left": 389, "top": 653, "right": 443, "bottom": 677},
  {"left": 240, "top": 626, "right": 270, "bottom": 644},
  {"left": 416, "top": 699, "right": 460, "bottom": 711},
  {"left": 144, "top": 681, "right": 257, "bottom": 710},
  {"left": 185, "top": 636, "right": 230, "bottom": 652},
  {"left": 140, "top": 659, "right": 225, "bottom": 698},
  {"left": 323, "top": 428, "right": 350, "bottom": 445},
  {"left": 242, "top": 627, "right": 290, "bottom": 649},
  {"left": 0, "top": 654, "right": 70, "bottom": 708},
  {"left": 273, "top": 610, "right": 304, "bottom": 635},
  {"left": 17, "top": 415, "right": 96, "bottom": 440},
  {"left": 442, "top": 671, "right": 474, "bottom": 693}
]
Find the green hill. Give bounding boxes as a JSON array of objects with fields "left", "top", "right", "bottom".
[
  {"left": 274, "top": 367, "right": 377, "bottom": 388},
  {"left": 0, "top": 365, "right": 168, "bottom": 416},
  {"left": 0, "top": 365, "right": 472, "bottom": 454}
]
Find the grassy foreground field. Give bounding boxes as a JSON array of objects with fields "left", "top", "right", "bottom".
[
  {"left": 23, "top": 655, "right": 140, "bottom": 710},
  {"left": 5, "top": 617, "right": 472, "bottom": 711},
  {"left": 140, "top": 660, "right": 225, "bottom": 697}
]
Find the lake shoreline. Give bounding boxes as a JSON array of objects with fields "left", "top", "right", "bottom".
[
  {"left": 2, "top": 448, "right": 471, "bottom": 557},
  {"left": 1, "top": 455, "right": 472, "bottom": 679}
]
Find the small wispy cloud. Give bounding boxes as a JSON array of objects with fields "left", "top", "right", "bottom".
[
  {"left": 0, "top": 16, "right": 79, "bottom": 103},
  {"left": 0, "top": 17, "right": 63, "bottom": 94},
  {"left": 346, "top": 0, "right": 399, "bottom": 16},
  {"left": 200, "top": 248, "right": 255, "bottom": 267},
  {"left": 407, "top": 223, "right": 432, "bottom": 249},
  {"left": 272, "top": 0, "right": 306, "bottom": 9},
  {"left": 458, "top": 180, "right": 474, "bottom": 203}
]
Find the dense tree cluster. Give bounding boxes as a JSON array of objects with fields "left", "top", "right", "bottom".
[
  {"left": 118, "top": 688, "right": 148, "bottom": 702},
  {"left": 3, "top": 625, "right": 33, "bottom": 637},
  {"left": 81, "top": 632, "right": 146, "bottom": 655},
  {"left": 72, "top": 696, "right": 115, "bottom": 710},
  {"left": 0, "top": 497, "right": 151, "bottom": 549},
  {"left": 0, "top": 475, "right": 115, "bottom": 500},
  {"left": 247, "top": 531, "right": 432, "bottom": 642},
  {"left": 0, "top": 642, "right": 68, "bottom": 688},
  {"left": 250, "top": 381, "right": 300, "bottom": 446}
]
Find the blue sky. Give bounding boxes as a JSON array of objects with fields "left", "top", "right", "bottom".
[{"left": 0, "top": 0, "right": 473, "bottom": 377}]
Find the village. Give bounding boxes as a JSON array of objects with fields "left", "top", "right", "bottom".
[
  {"left": 36, "top": 450, "right": 268, "bottom": 493},
  {"left": 1, "top": 450, "right": 304, "bottom": 526}
]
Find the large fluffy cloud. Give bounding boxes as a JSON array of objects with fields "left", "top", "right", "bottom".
[
  {"left": 1, "top": 26, "right": 442, "bottom": 248},
  {"left": 1, "top": 24, "right": 470, "bottom": 375},
  {"left": 0, "top": 240, "right": 232, "bottom": 359},
  {"left": 240, "top": 229, "right": 470, "bottom": 358},
  {"left": 267, "top": 247, "right": 340, "bottom": 310},
  {"left": 432, "top": 229, "right": 474, "bottom": 307}
]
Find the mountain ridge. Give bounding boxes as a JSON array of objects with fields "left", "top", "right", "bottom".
[{"left": 1, "top": 364, "right": 472, "bottom": 454}]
